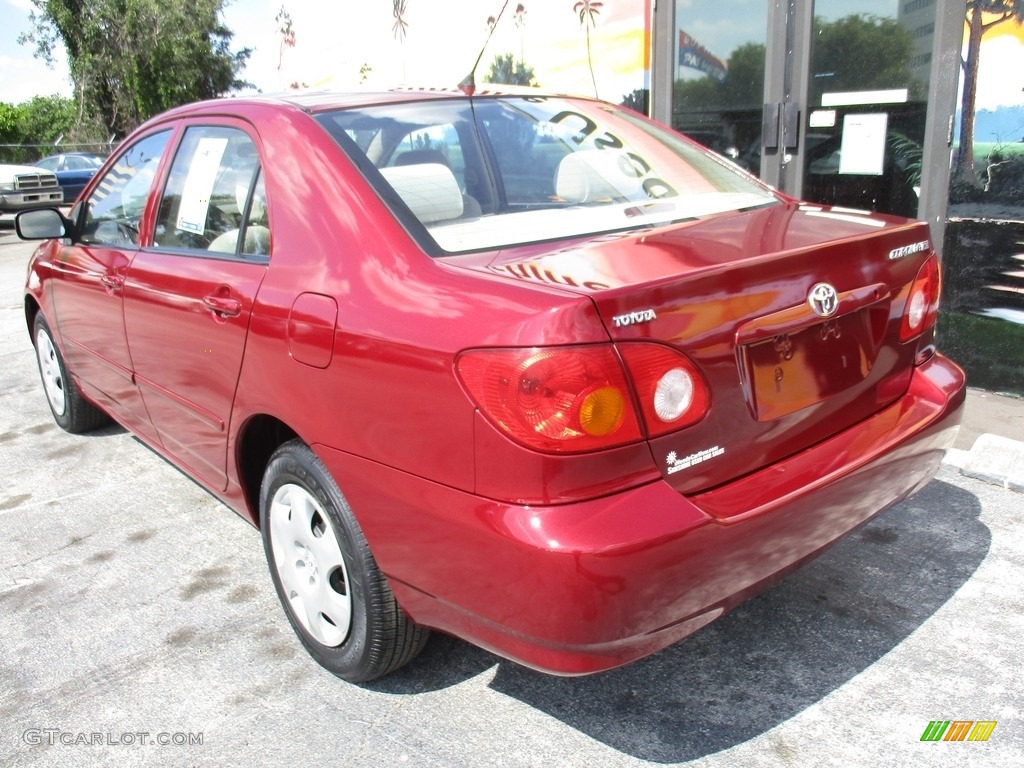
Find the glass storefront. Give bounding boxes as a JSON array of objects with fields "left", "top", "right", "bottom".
[
  {"left": 801, "top": 0, "right": 936, "bottom": 219},
  {"left": 655, "top": 2, "right": 1023, "bottom": 395},
  {"left": 666, "top": 0, "right": 944, "bottom": 220},
  {"left": 670, "top": 1, "right": 768, "bottom": 172}
]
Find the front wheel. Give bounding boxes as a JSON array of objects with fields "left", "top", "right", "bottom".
[
  {"left": 33, "top": 313, "right": 108, "bottom": 433},
  {"left": 259, "top": 440, "right": 429, "bottom": 682}
]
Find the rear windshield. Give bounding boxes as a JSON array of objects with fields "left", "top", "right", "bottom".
[{"left": 315, "top": 96, "right": 778, "bottom": 254}]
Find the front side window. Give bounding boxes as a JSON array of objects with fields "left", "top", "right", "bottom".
[
  {"left": 316, "top": 96, "right": 778, "bottom": 254},
  {"left": 154, "top": 125, "right": 269, "bottom": 259},
  {"left": 80, "top": 130, "right": 172, "bottom": 246}
]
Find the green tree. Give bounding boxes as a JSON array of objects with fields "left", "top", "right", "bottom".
[
  {"left": 0, "top": 95, "right": 99, "bottom": 163},
  {"left": 19, "top": 0, "right": 250, "bottom": 138},
  {"left": 620, "top": 88, "right": 648, "bottom": 114},
  {"left": 483, "top": 53, "right": 537, "bottom": 87},
  {"left": 674, "top": 15, "right": 917, "bottom": 140},
  {"left": 809, "top": 14, "right": 918, "bottom": 105},
  {"left": 954, "top": 1, "right": 1024, "bottom": 187},
  {"left": 17, "top": 95, "right": 77, "bottom": 143},
  {"left": 674, "top": 42, "right": 765, "bottom": 111}
]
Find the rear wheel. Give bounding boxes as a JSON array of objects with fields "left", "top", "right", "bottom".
[
  {"left": 33, "top": 313, "right": 108, "bottom": 433},
  {"left": 259, "top": 440, "right": 429, "bottom": 681}
]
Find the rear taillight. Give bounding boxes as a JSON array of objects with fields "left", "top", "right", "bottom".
[
  {"left": 456, "top": 345, "right": 642, "bottom": 453},
  {"left": 899, "top": 254, "right": 941, "bottom": 342},
  {"left": 617, "top": 343, "right": 710, "bottom": 437},
  {"left": 456, "top": 343, "right": 709, "bottom": 453}
]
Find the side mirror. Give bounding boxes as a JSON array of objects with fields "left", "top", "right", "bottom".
[{"left": 15, "top": 208, "right": 76, "bottom": 241}]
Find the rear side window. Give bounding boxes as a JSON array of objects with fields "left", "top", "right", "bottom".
[
  {"left": 79, "top": 130, "right": 172, "bottom": 246},
  {"left": 154, "top": 126, "right": 270, "bottom": 259}
]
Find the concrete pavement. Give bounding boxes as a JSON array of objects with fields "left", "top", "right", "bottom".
[
  {"left": 946, "top": 388, "right": 1024, "bottom": 492},
  {"left": 1, "top": 221, "right": 1021, "bottom": 767}
]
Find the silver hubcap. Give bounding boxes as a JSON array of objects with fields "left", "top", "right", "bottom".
[
  {"left": 269, "top": 483, "right": 351, "bottom": 647},
  {"left": 35, "top": 329, "right": 67, "bottom": 416}
]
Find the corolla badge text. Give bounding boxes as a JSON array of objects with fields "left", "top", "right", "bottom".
[
  {"left": 612, "top": 308, "right": 657, "bottom": 328},
  {"left": 888, "top": 240, "right": 930, "bottom": 261}
]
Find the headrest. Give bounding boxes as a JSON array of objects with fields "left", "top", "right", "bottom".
[
  {"left": 555, "top": 151, "right": 644, "bottom": 204},
  {"left": 380, "top": 163, "right": 464, "bottom": 224}
]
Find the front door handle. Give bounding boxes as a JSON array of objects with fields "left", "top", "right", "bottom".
[
  {"left": 100, "top": 273, "right": 125, "bottom": 292},
  {"left": 202, "top": 294, "right": 242, "bottom": 317}
]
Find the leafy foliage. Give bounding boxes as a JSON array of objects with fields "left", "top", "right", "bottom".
[
  {"left": 620, "top": 89, "right": 648, "bottom": 115},
  {"left": 674, "top": 42, "right": 765, "bottom": 112},
  {"left": 808, "top": 15, "right": 921, "bottom": 104},
  {"left": 483, "top": 53, "right": 538, "bottom": 87},
  {"left": 0, "top": 95, "right": 107, "bottom": 163},
  {"left": 674, "top": 16, "right": 921, "bottom": 111},
  {"left": 19, "top": 0, "right": 251, "bottom": 138}
]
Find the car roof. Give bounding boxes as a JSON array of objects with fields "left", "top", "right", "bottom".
[{"left": 153, "top": 85, "right": 590, "bottom": 120}]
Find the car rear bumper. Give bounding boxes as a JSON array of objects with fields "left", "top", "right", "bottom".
[{"left": 317, "top": 353, "right": 965, "bottom": 675}]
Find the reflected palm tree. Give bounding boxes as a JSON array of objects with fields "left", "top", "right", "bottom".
[
  {"left": 514, "top": 3, "right": 527, "bottom": 64},
  {"left": 393, "top": 0, "right": 410, "bottom": 79},
  {"left": 275, "top": 6, "right": 295, "bottom": 77},
  {"left": 573, "top": 1, "right": 603, "bottom": 97}
]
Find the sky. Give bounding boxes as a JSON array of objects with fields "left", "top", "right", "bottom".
[
  {"left": 2, "top": 0, "right": 1023, "bottom": 112},
  {"left": 0, "top": 0, "right": 651, "bottom": 103}
]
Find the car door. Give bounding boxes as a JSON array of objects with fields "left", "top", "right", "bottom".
[
  {"left": 122, "top": 122, "right": 270, "bottom": 491},
  {"left": 48, "top": 130, "right": 173, "bottom": 442}
]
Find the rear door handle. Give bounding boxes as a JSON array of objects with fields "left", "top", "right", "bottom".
[
  {"left": 100, "top": 273, "right": 125, "bottom": 292},
  {"left": 202, "top": 294, "right": 242, "bottom": 317}
]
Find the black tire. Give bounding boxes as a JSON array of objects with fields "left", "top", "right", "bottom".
[
  {"left": 259, "top": 440, "right": 429, "bottom": 682},
  {"left": 32, "top": 313, "right": 109, "bottom": 434}
]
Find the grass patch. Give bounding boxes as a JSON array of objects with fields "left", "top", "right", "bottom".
[
  {"left": 937, "top": 311, "right": 1024, "bottom": 396},
  {"left": 973, "top": 142, "right": 1024, "bottom": 165}
]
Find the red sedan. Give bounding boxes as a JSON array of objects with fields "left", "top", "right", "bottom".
[{"left": 16, "top": 88, "right": 965, "bottom": 681}]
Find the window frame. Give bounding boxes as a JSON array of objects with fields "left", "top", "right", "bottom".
[{"left": 149, "top": 120, "right": 272, "bottom": 264}]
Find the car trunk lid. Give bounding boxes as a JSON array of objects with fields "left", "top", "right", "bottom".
[{"left": 447, "top": 202, "right": 936, "bottom": 497}]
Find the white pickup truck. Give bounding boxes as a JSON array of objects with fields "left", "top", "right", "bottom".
[{"left": 0, "top": 164, "right": 63, "bottom": 213}]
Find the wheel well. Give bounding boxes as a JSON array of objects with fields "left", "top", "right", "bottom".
[
  {"left": 25, "top": 296, "right": 40, "bottom": 338},
  {"left": 236, "top": 414, "right": 298, "bottom": 526}
]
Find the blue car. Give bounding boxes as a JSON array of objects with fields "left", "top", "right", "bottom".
[{"left": 33, "top": 152, "right": 105, "bottom": 202}]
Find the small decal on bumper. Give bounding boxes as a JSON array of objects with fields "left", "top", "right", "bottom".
[{"left": 667, "top": 445, "right": 725, "bottom": 475}]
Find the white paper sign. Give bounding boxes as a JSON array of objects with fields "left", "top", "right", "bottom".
[
  {"left": 838, "top": 113, "right": 888, "bottom": 176},
  {"left": 176, "top": 137, "right": 228, "bottom": 234}
]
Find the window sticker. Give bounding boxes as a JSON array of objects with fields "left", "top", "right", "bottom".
[
  {"left": 809, "top": 110, "right": 836, "bottom": 128},
  {"left": 176, "top": 137, "right": 228, "bottom": 234}
]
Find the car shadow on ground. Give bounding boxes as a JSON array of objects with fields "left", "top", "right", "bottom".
[{"left": 369, "top": 478, "right": 987, "bottom": 763}]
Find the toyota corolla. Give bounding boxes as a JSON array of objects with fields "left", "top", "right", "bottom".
[{"left": 16, "top": 88, "right": 965, "bottom": 681}]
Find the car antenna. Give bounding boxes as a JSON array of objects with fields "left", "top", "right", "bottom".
[{"left": 458, "top": 0, "right": 512, "bottom": 96}]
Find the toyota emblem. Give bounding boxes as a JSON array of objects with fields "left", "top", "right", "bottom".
[{"left": 808, "top": 283, "right": 839, "bottom": 318}]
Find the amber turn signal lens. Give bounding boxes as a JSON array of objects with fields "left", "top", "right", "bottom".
[
  {"left": 456, "top": 345, "right": 643, "bottom": 453},
  {"left": 578, "top": 386, "right": 626, "bottom": 436}
]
